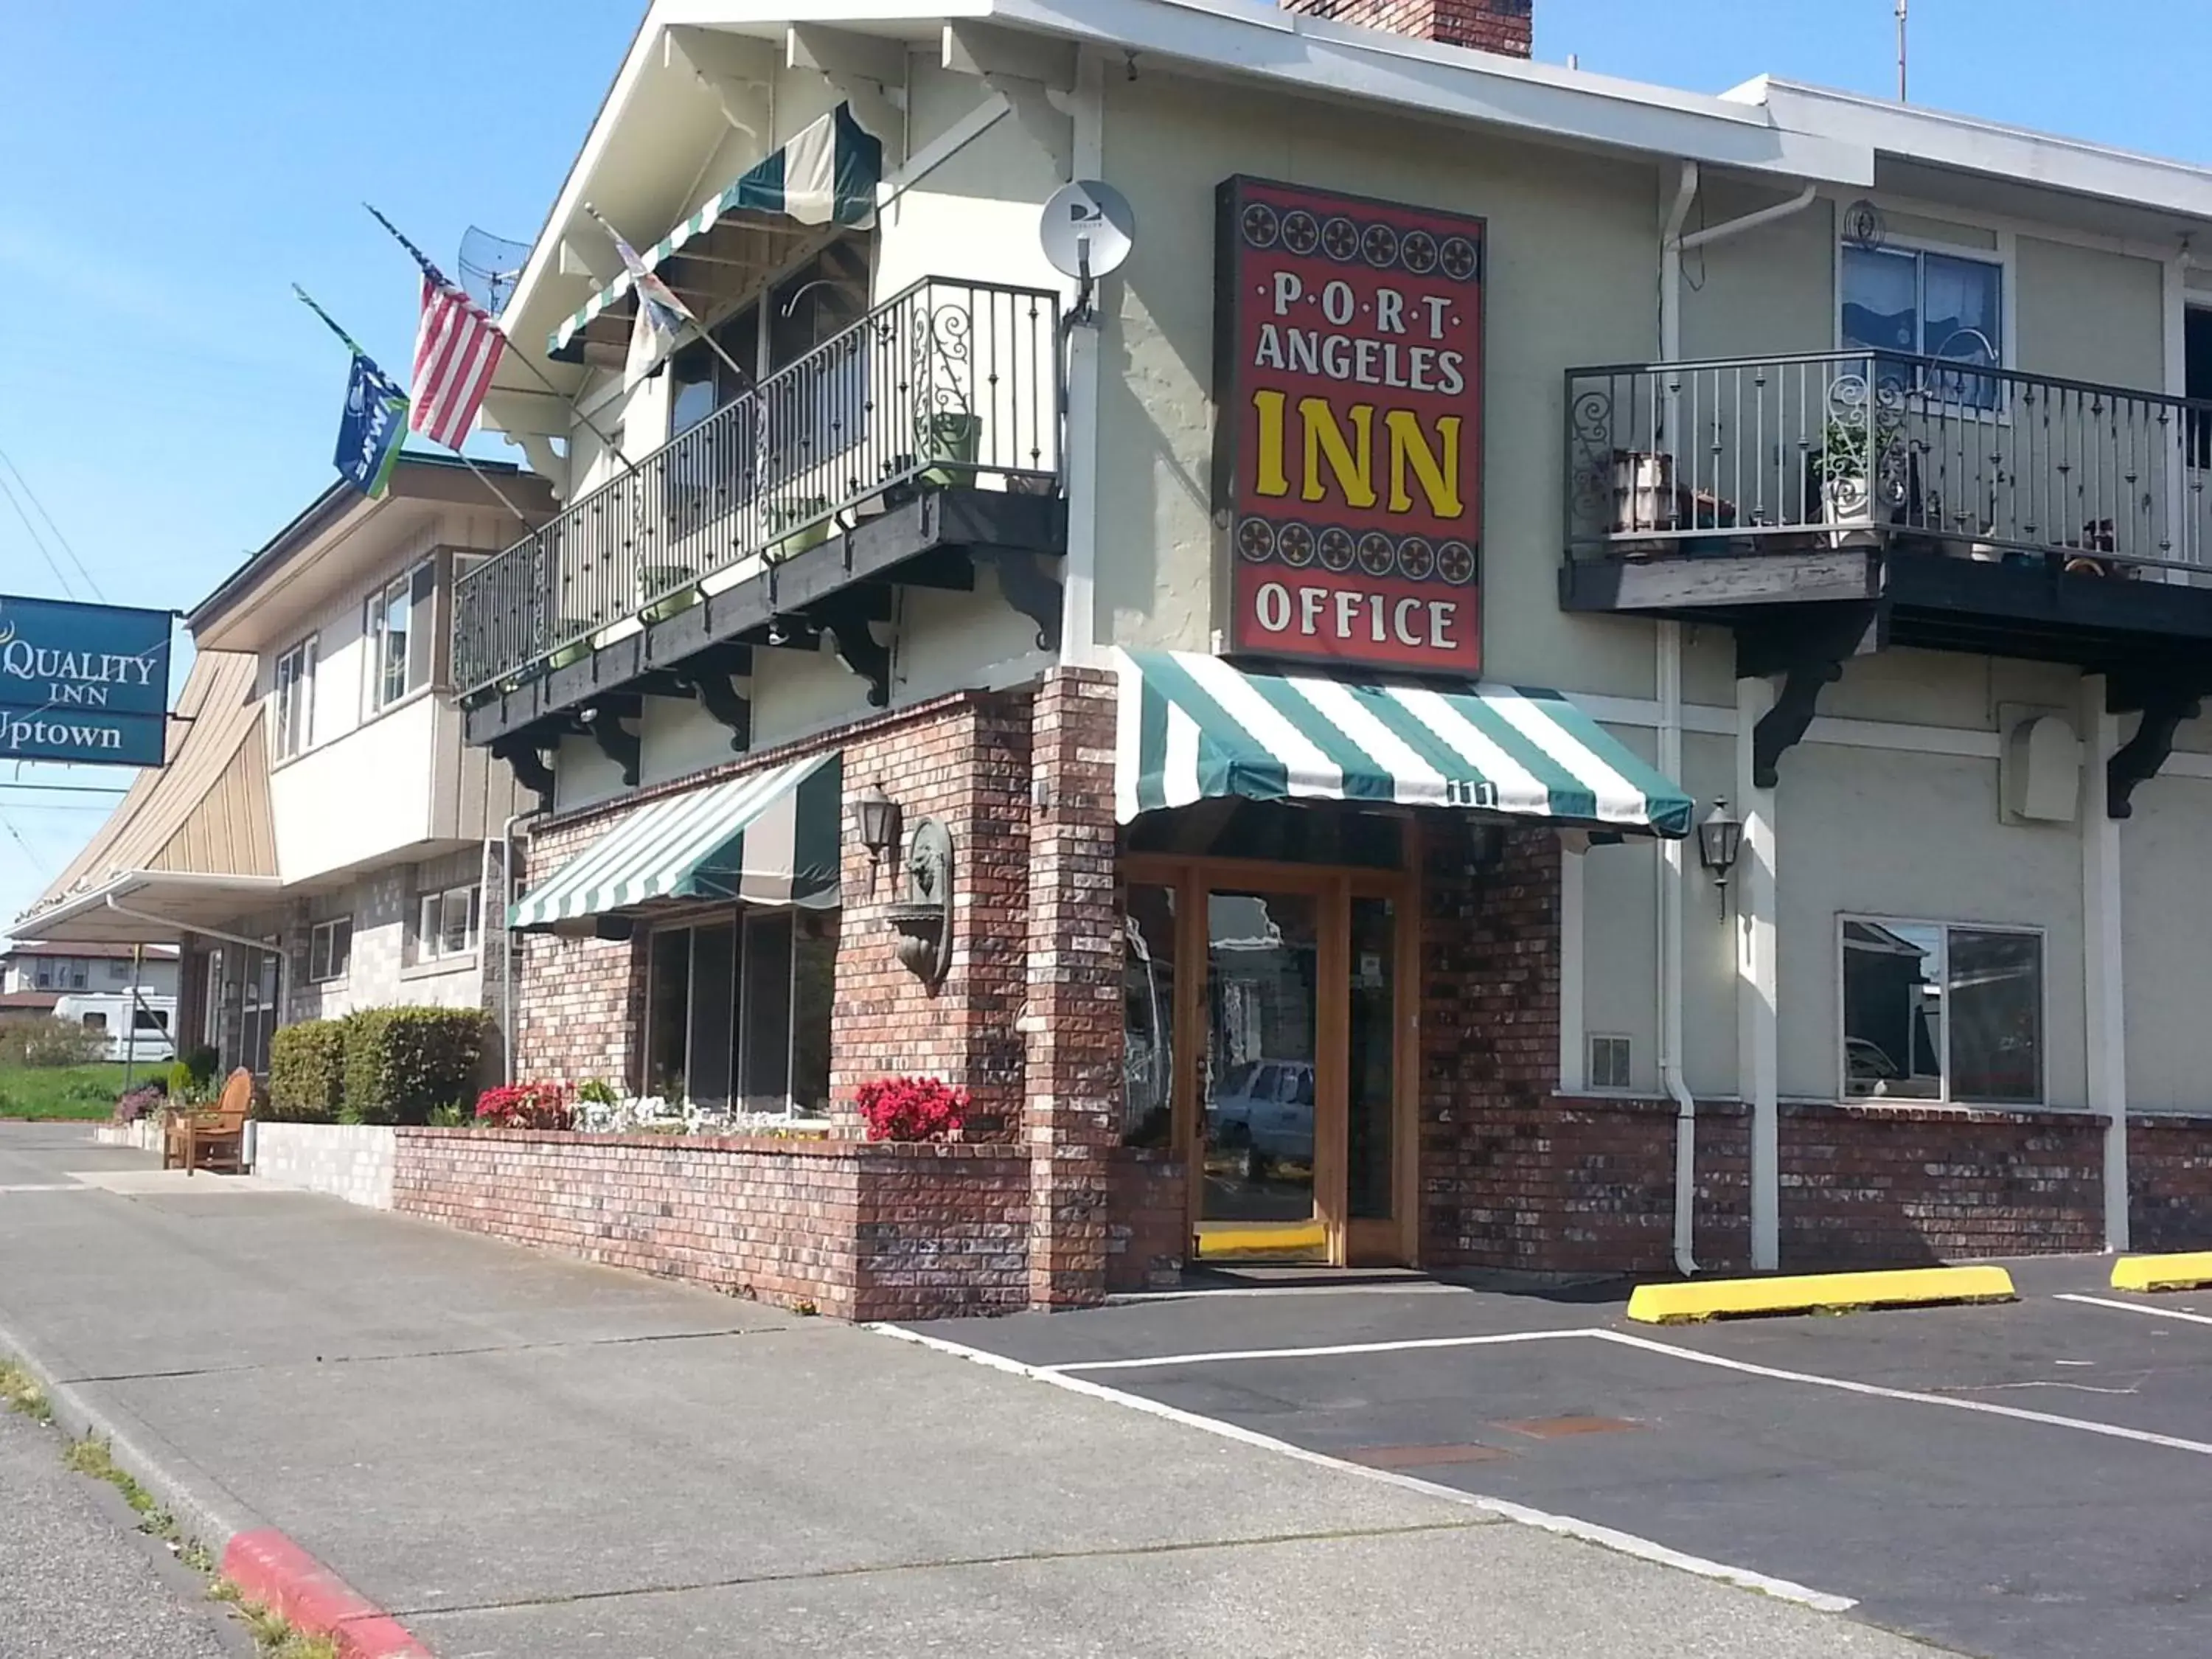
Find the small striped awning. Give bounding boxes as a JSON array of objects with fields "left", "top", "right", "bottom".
[
  {"left": 509, "top": 754, "right": 844, "bottom": 931},
  {"left": 549, "top": 103, "right": 883, "bottom": 363},
  {"left": 1113, "top": 650, "right": 1693, "bottom": 838}
]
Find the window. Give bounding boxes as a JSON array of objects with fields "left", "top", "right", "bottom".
[
  {"left": 274, "top": 636, "right": 318, "bottom": 759},
  {"left": 669, "top": 303, "right": 761, "bottom": 437},
  {"left": 1841, "top": 919, "right": 2042, "bottom": 1105},
  {"left": 1841, "top": 244, "right": 2003, "bottom": 408},
  {"left": 1589, "top": 1034, "right": 1632, "bottom": 1092},
  {"left": 415, "top": 886, "right": 480, "bottom": 962},
  {"left": 644, "top": 910, "right": 838, "bottom": 1113},
  {"left": 80, "top": 1012, "right": 108, "bottom": 1032},
  {"left": 308, "top": 917, "right": 353, "bottom": 984},
  {"left": 32, "top": 963, "right": 52, "bottom": 989},
  {"left": 366, "top": 562, "right": 437, "bottom": 712},
  {"left": 132, "top": 1008, "right": 169, "bottom": 1032},
  {"left": 66, "top": 964, "right": 87, "bottom": 990},
  {"left": 106, "top": 959, "right": 131, "bottom": 982}
]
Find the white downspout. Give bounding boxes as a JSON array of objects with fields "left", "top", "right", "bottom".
[
  {"left": 494, "top": 810, "right": 535, "bottom": 1088},
  {"left": 1658, "top": 162, "right": 1701, "bottom": 1278}
]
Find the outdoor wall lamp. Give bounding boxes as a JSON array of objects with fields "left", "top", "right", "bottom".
[
  {"left": 1696, "top": 798, "right": 1743, "bottom": 912},
  {"left": 855, "top": 782, "right": 902, "bottom": 860}
]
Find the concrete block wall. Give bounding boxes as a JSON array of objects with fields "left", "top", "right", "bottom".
[{"left": 251, "top": 1123, "right": 397, "bottom": 1209}]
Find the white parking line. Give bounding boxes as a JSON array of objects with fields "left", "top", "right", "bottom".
[
  {"left": 1593, "top": 1329, "right": 2212, "bottom": 1458},
  {"left": 2055, "top": 1292, "right": 2212, "bottom": 1328},
  {"left": 1051, "top": 1327, "right": 1596, "bottom": 1373},
  {"left": 869, "top": 1321, "right": 1858, "bottom": 1615}
]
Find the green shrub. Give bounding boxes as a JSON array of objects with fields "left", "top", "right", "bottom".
[
  {"left": 162, "top": 1060, "right": 195, "bottom": 1099},
  {"left": 265, "top": 1020, "right": 346, "bottom": 1121},
  {"left": 179, "top": 1046, "right": 219, "bottom": 1088},
  {"left": 341, "top": 1007, "right": 486, "bottom": 1127},
  {"left": 0, "top": 1015, "right": 110, "bottom": 1069}
]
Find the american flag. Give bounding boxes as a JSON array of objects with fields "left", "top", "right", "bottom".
[{"left": 366, "top": 205, "right": 507, "bottom": 451}]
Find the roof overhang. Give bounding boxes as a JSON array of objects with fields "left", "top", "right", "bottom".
[{"left": 10, "top": 873, "right": 288, "bottom": 947}]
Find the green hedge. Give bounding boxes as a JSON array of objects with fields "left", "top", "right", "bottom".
[
  {"left": 265, "top": 1020, "right": 346, "bottom": 1121},
  {"left": 341, "top": 1007, "right": 485, "bottom": 1126}
]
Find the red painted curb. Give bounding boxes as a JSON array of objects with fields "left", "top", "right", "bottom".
[{"left": 222, "top": 1528, "right": 431, "bottom": 1659}]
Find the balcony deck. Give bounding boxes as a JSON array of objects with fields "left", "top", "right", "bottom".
[
  {"left": 1562, "top": 350, "right": 2212, "bottom": 669},
  {"left": 453, "top": 276, "right": 1064, "bottom": 749}
]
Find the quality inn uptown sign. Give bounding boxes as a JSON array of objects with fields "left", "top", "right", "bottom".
[
  {"left": 0, "top": 594, "right": 172, "bottom": 766},
  {"left": 1214, "top": 177, "right": 1484, "bottom": 675}
]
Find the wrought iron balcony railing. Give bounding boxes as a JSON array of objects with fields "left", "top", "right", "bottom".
[
  {"left": 1566, "top": 350, "right": 2212, "bottom": 575},
  {"left": 453, "top": 276, "right": 1062, "bottom": 697}
]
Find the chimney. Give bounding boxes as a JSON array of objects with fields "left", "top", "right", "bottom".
[{"left": 1280, "top": 1, "right": 1534, "bottom": 59}]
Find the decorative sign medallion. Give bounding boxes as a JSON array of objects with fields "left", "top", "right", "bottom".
[{"left": 1214, "top": 177, "right": 1484, "bottom": 675}]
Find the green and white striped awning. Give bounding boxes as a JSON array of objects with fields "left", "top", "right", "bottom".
[
  {"left": 1113, "top": 650, "right": 1693, "bottom": 838},
  {"left": 549, "top": 103, "right": 883, "bottom": 364},
  {"left": 509, "top": 754, "right": 844, "bottom": 931}
]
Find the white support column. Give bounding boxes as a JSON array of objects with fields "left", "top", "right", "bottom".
[
  {"left": 1736, "top": 675, "right": 1781, "bottom": 1270},
  {"left": 1056, "top": 45, "right": 1105, "bottom": 667},
  {"left": 2082, "top": 675, "right": 2129, "bottom": 1252},
  {"left": 1558, "top": 832, "right": 1586, "bottom": 1093}
]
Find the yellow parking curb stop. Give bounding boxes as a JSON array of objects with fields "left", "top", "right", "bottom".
[
  {"left": 1627, "top": 1265, "right": 2017, "bottom": 1325},
  {"left": 2110, "top": 1252, "right": 2212, "bottom": 1293}
]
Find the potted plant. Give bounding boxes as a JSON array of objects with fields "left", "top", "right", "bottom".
[
  {"left": 1817, "top": 414, "right": 1874, "bottom": 546},
  {"left": 917, "top": 410, "right": 983, "bottom": 488},
  {"left": 767, "top": 498, "right": 833, "bottom": 562},
  {"left": 634, "top": 563, "right": 700, "bottom": 625}
]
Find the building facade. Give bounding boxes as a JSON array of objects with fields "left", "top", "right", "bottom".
[
  {"left": 13, "top": 457, "right": 554, "bottom": 1079},
  {"left": 0, "top": 942, "right": 179, "bottom": 1062}
]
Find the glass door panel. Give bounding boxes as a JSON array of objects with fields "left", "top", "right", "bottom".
[
  {"left": 1199, "top": 890, "right": 1324, "bottom": 1262},
  {"left": 1347, "top": 897, "right": 1397, "bottom": 1222}
]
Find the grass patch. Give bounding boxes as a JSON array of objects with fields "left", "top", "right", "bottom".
[
  {"left": 209, "top": 1582, "right": 342, "bottom": 1659},
  {"left": 0, "top": 1062, "right": 132, "bottom": 1121},
  {"left": 0, "top": 1361, "right": 52, "bottom": 1423},
  {"left": 61, "top": 1433, "right": 209, "bottom": 1567}
]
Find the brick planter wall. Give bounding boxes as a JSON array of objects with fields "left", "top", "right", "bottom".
[
  {"left": 1107, "top": 1149, "right": 1188, "bottom": 1292},
  {"left": 2129, "top": 1115, "right": 2212, "bottom": 1252},
  {"left": 391, "top": 1129, "right": 1029, "bottom": 1321}
]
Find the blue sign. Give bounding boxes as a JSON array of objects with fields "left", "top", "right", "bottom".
[{"left": 0, "top": 594, "right": 173, "bottom": 767}]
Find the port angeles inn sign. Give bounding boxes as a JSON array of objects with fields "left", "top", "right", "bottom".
[
  {"left": 0, "top": 594, "right": 172, "bottom": 766},
  {"left": 1215, "top": 177, "right": 1485, "bottom": 675}
]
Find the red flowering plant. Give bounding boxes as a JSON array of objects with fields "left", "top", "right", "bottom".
[
  {"left": 853, "top": 1076, "right": 968, "bottom": 1144},
  {"left": 473, "top": 1082, "right": 575, "bottom": 1130}
]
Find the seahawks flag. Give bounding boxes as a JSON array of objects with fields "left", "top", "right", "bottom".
[{"left": 294, "top": 285, "right": 409, "bottom": 498}]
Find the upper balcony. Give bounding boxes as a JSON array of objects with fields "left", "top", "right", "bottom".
[
  {"left": 1561, "top": 349, "right": 2212, "bottom": 672},
  {"left": 454, "top": 276, "right": 1065, "bottom": 754}
]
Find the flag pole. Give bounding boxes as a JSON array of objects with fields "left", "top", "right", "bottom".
[
  {"left": 582, "top": 201, "right": 755, "bottom": 392},
  {"left": 363, "top": 204, "right": 644, "bottom": 478},
  {"left": 293, "top": 285, "right": 533, "bottom": 526}
]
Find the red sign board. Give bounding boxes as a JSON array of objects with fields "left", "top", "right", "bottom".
[{"left": 1214, "top": 177, "right": 1484, "bottom": 675}]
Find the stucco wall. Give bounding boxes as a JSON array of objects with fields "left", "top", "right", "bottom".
[
  {"left": 2121, "top": 772, "right": 2212, "bottom": 1113},
  {"left": 1093, "top": 66, "right": 1663, "bottom": 696}
]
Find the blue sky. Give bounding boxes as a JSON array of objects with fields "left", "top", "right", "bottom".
[{"left": 4, "top": 0, "right": 2210, "bottom": 925}]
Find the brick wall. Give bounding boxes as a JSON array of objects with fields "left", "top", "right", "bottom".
[
  {"left": 2129, "top": 1116, "right": 2212, "bottom": 1252},
  {"left": 1107, "top": 1149, "right": 1188, "bottom": 1292},
  {"left": 391, "top": 1128, "right": 1030, "bottom": 1321},
  {"left": 1280, "top": 0, "right": 1533, "bottom": 57}
]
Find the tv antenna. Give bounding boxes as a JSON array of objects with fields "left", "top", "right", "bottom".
[
  {"left": 1040, "top": 180, "right": 1135, "bottom": 326},
  {"left": 1896, "top": 0, "right": 1909, "bottom": 103}
]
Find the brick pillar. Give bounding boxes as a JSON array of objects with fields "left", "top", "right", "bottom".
[{"left": 1022, "top": 667, "right": 1123, "bottom": 1309}]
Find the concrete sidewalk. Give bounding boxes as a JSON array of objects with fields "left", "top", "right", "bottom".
[{"left": 0, "top": 1124, "right": 1951, "bottom": 1657}]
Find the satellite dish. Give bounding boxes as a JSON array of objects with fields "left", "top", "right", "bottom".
[{"left": 1040, "top": 181, "right": 1136, "bottom": 284}]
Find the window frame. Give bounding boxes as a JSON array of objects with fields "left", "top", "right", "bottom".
[
  {"left": 364, "top": 560, "right": 438, "bottom": 716},
  {"left": 273, "top": 634, "right": 319, "bottom": 760},
  {"left": 307, "top": 917, "right": 353, "bottom": 984},
  {"left": 414, "top": 885, "right": 481, "bottom": 964},
  {"left": 1835, "top": 226, "right": 2014, "bottom": 412},
  {"left": 1836, "top": 914, "right": 2048, "bottom": 1107},
  {"left": 642, "top": 909, "right": 835, "bottom": 1116}
]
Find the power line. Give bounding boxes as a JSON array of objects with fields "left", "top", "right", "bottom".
[
  {"left": 0, "top": 444, "right": 103, "bottom": 601},
  {"left": 0, "top": 466, "right": 77, "bottom": 600}
]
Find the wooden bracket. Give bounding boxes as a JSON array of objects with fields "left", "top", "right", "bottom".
[
  {"left": 582, "top": 706, "right": 641, "bottom": 786},
  {"left": 1736, "top": 602, "right": 1885, "bottom": 789},
  {"left": 490, "top": 734, "right": 557, "bottom": 814},
  {"left": 975, "top": 546, "right": 1063, "bottom": 650},
  {"left": 677, "top": 667, "right": 753, "bottom": 752},
  {"left": 813, "top": 590, "right": 893, "bottom": 707}
]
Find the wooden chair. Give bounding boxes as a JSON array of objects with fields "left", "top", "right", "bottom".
[{"left": 161, "top": 1069, "right": 254, "bottom": 1176}]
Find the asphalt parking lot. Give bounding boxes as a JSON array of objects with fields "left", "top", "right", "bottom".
[{"left": 909, "top": 1254, "right": 2212, "bottom": 1659}]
